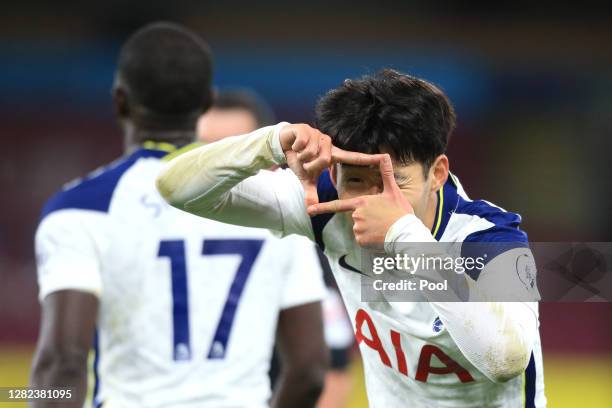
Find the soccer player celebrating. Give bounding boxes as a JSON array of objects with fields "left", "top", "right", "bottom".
[
  {"left": 30, "top": 23, "right": 328, "bottom": 407},
  {"left": 157, "top": 69, "right": 546, "bottom": 407}
]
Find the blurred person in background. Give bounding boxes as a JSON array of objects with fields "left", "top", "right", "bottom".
[
  {"left": 30, "top": 22, "right": 328, "bottom": 408},
  {"left": 197, "top": 89, "right": 356, "bottom": 408},
  {"left": 197, "top": 88, "right": 275, "bottom": 143}
]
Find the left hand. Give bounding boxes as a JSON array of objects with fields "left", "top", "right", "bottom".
[{"left": 307, "top": 154, "right": 414, "bottom": 247}]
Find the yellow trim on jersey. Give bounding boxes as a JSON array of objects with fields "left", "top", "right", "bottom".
[
  {"left": 522, "top": 371, "right": 527, "bottom": 407},
  {"left": 432, "top": 185, "right": 444, "bottom": 238},
  {"left": 162, "top": 142, "right": 204, "bottom": 162},
  {"left": 84, "top": 349, "right": 95, "bottom": 406},
  {"left": 142, "top": 140, "right": 177, "bottom": 153}
]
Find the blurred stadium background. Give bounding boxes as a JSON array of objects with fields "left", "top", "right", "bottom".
[{"left": 1, "top": 2, "right": 611, "bottom": 407}]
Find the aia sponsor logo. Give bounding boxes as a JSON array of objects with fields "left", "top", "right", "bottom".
[{"left": 354, "top": 308, "right": 473, "bottom": 383}]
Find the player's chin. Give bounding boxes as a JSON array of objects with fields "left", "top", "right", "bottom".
[{"left": 354, "top": 235, "right": 385, "bottom": 251}]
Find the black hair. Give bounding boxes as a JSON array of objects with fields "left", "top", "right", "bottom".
[
  {"left": 315, "top": 69, "right": 455, "bottom": 171},
  {"left": 213, "top": 88, "right": 276, "bottom": 127},
  {"left": 117, "top": 22, "right": 213, "bottom": 118}
]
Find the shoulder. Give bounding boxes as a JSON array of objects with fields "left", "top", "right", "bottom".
[
  {"left": 40, "top": 155, "right": 140, "bottom": 220},
  {"left": 435, "top": 174, "right": 528, "bottom": 243},
  {"left": 455, "top": 197, "right": 527, "bottom": 237},
  {"left": 453, "top": 196, "right": 528, "bottom": 243}
]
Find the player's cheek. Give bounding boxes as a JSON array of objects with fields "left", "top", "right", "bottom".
[{"left": 399, "top": 188, "right": 420, "bottom": 211}]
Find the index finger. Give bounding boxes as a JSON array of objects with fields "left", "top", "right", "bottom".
[
  {"left": 379, "top": 154, "right": 399, "bottom": 192},
  {"left": 307, "top": 197, "right": 362, "bottom": 216},
  {"left": 331, "top": 147, "right": 386, "bottom": 167}
]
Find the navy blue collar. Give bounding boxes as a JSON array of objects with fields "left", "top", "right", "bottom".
[
  {"left": 431, "top": 176, "right": 460, "bottom": 240},
  {"left": 130, "top": 148, "right": 170, "bottom": 159}
]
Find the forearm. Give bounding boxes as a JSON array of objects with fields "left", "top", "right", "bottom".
[
  {"left": 156, "top": 123, "right": 288, "bottom": 225},
  {"left": 384, "top": 214, "right": 536, "bottom": 382},
  {"left": 272, "top": 369, "right": 325, "bottom": 408},
  {"left": 429, "top": 302, "right": 535, "bottom": 382},
  {"left": 30, "top": 349, "right": 88, "bottom": 407},
  {"left": 273, "top": 302, "right": 328, "bottom": 407},
  {"left": 30, "top": 292, "right": 98, "bottom": 407}
]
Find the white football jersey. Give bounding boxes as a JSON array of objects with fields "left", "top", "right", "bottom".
[{"left": 35, "top": 146, "right": 326, "bottom": 408}]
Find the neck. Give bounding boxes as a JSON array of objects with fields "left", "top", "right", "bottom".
[
  {"left": 123, "top": 123, "right": 196, "bottom": 153},
  {"left": 422, "top": 189, "right": 439, "bottom": 232}
]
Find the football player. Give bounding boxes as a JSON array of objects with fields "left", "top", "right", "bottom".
[
  {"left": 157, "top": 69, "right": 546, "bottom": 407},
  {"left": 30, "top": 23, "right": 328, "bottom": 408}
]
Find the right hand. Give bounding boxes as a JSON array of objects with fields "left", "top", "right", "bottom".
[{"left": 279, "top": 123, "right": 383, "bottom": 208}]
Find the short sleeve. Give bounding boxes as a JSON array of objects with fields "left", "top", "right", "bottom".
[
  {"left": 35, "top": 210, "right": 106, "bottom": 301},
  {"left": 279, "top": 235, "right": 326, "bottom": 309}
]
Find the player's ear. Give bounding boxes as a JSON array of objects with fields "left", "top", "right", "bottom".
[
  {"left": 429, "top": 154, "right": 449, "bottom": 191},
  {"left": 112, "top": 87, "right": 130, "bottom": 119},
  {"left": 329, "top": 164, "right": 338, "bottom": 188}
]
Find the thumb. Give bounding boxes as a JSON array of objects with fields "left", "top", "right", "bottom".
[{"left": 302, "top": 178, "right": 319, "bottom": 208}]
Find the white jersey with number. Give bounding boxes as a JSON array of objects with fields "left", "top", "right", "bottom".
[
  {"left": 155, "top": 124, "right": 547, "bottom": 408},
  {"left": 35, "top": 146, "right": 326, "bottom": 408}
]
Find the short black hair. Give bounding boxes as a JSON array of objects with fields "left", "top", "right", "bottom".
[
  {"left": 315, "top": 69, "right": 456, "bottom": 171},
  {"left": 213, "top": 88, "right": 276, "bottom": 127},
  {"left": 117, "top": 22, "right": 213, "bottom": 117}
]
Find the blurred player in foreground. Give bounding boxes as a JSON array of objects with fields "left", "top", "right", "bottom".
[
  {"left": 30, "top": 23, "right": 328, "bottom": 407},
  {"left": 157, "top": 69, "right": 546, "bottom": 407},
  {"left": 197, "top": 89, "right": 356, "bottom": 408}
]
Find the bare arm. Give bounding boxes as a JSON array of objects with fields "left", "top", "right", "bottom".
[
  {"left": 30, "top": 290, "right": 98, "bottom": 407},
  {"left": 272, "top": 302, "right": 329, "bottom": 408}
]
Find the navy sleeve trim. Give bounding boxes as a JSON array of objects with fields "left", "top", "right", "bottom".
[
  {"left": 458, "top": 198, "right": 529, "bottom": 280},
  {"left": 40, "top": 150, "right": 155, "bottom": 220}
]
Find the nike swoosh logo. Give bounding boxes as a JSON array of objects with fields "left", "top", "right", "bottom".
[{"left": 339, "top": 254, "right": 366, "bottom": 276}]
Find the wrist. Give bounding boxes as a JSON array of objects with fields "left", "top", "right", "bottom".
[
  {"left": 384, "top": 214, "right": 434, "bottom": 254},
  {"left": 269, "top": 122, "right": 291, "bottom": 164}
]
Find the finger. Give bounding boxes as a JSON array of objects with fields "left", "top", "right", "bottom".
[
  {"left": 331, "top": 147, "right": 386, "bottom": 167},
  {"left": 291, "top": 126, "right": 311, "bottom": 152},
  {"left": 296, "top": 132, "right": 321, "bottom": 162},
  {"left": 302, "top": 136, "right": 332, "bottom": 174},
  {"left": 307, "top": 197, "right": 362, "bottom": 216},
  {"left": 379, "top": 154, "right": 400, "bottom": 192},
  {"left": 302, "top": 179, "right": 319, "bottom": 208}
]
